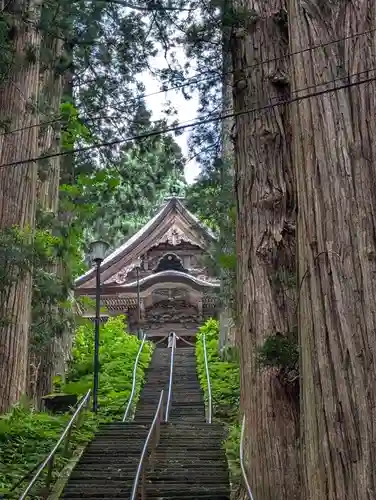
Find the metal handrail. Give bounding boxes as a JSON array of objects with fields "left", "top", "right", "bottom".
[
  {"left": 130, "top": 390, "right": 164, "bottom": 500},
  {"left": 164, "top": 332, "right": 176, "bottom": 422},
  {"left": 202, "top": 333, "right": 212, "bottom": 424},
  {"left": 122, "top": 333, "right": 147, "bottom": 422},
  {"left": 240, "top": 414, "right": 255, "bottom": 500},
  {"left": 19, "top": 389, "right": 91, "bottom": 500}
]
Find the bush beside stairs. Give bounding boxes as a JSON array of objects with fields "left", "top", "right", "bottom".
[{"left": 60, "top": 345, "right": 230, "bottom": 499}]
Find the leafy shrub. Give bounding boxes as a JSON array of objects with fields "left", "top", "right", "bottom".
[
  {"left": 257, "top": 333, "right": 298, "bottom": 371},
  {"left": 224, "top": 423, "right": 241, "bottom": 493},
  {"left": 195, "top": 319, "right": 241, "bottom": 489},
  {"left": 65, "top": 315, "right": 153, "bottom": 419},
  {"left": 0, "top": 316, "right": 153, "bottom": 496}
]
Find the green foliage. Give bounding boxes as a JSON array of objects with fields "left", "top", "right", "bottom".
[
  {"left": 0, "top": 13, "right": 13, "bottom": 84},
  {"left": 30, "top": 212, "right": 85, "bottom": 351},
  {"left": 0, "top": 404, "right": 96, "bottom": 496},
  {"left": 186, "top": 164, "right": 236, "bottom": 313},
  {"left": 224, "top": 423, "right": 241, "bottom": 489},
  {"left": 257, "top": 334, "right": 299, "bottom": 371},
  {"left": 0, "top": 317, "right": 152, "bottom": 495},
  {"left": 60, "top": 102, "right": 92, "bottom": 150},
  {"left": 196, "top": 319, "right": 239, "bottom": 423},
  {"left": 0, "top": 226, "right": 63, "bottom": 330},
  {"left": 65, "top": 316, "right": 153, "bottom": 419},
  {"left": 195, "top": 319, "right": 240, "bottom": 488}
]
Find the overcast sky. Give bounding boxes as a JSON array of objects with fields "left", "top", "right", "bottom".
[{"left": 142, "top": 48, "right": 201, "bottom": 185}]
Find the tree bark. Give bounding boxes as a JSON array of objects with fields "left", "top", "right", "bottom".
[
  {"left": 28, "top": 31, "right": 68, "bottom": 406},
  {"left": 0, "top": 0, "right": 41, "bottom": 413},
  {"left": 231, "top": 0, "right": 299, "bottom": 498},
  {"left": 219, "top": 0, "right": 236, "bottom": 351},
  {"left": 288, "top": 1, "right": 376, "bottom": 498}
]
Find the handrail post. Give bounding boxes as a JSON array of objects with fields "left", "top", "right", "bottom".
[
  {"left": 164, "top": 332, "right": 176, "bottom": 422},
  {"left": 155, "top": 406, "right": 161, "bottom": 445},
  {"left": 123, "top": 334, "right": 146, "bottom": 422},
  {"left": 240, "top": 414, "right": 255, "bottom": 500},
  {"left": 202, "top": 333, "right": 212, "bottom": 424},
  {"left": 63, "top": 426, "right": 73, "bottom": 458},
  {"left": 46, "top": 456, "right": 54, "bottom": 488},
  {"left": 141, "top": 468, "right": 146, "bottom": 500}
]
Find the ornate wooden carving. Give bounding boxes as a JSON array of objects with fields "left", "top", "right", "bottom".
[
  {"left": 109, "top": 261, "right": 139, "bottom": 284},
  {"left": 152, "top": 288, "right": 188, "bottom": 302},
  {"left": 155, "top": 225, "right": 196, "bottom": 247},
  {"left": 143, "top": 299, "right": 198, "bottom": 331},
  {"left": 154, "top": 253, "right": 188, "bottom": 273}
]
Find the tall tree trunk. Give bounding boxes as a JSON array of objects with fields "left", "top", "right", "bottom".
[
  {"left": 28, "top": 31, "right": 69, "bottom": 406},
  {"left": 0, "top": 0, "right": 41, "bottom": 413},
  {"left": 231, "top": 0, "right": 299, "bottom": 498},
  {"left": 288, "top": 1, "right": 376, "bottom": 498},
  {"left": 219, "top": 0, "right": 236, "bottom": 352}
]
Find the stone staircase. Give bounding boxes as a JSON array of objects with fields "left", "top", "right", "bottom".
[
  {"left": 60, "top": 345, "right": 230, "bottom": 499},
  {"left": 134, "top": 347, "right": 171, "bottom": 421},
  {"left": 169, "top": 348, "right": 206, "bottom": 423},
  {"left": 144, "top": 422, "right": 229, "bottom": 499},
  {"left": 60, "top": 422, "right": 148, "bottom": 498}
]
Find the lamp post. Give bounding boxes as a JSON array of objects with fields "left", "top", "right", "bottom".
[
  {"left": 135, "top": 257, "right": 142, "bottom": 340},
  {"left": 89, "top": 238, "right": 109, "bottom": 413}
]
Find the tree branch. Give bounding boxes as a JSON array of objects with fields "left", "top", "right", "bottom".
[{"left": 68, "top": 0, "right": 196, "bottom": 11}]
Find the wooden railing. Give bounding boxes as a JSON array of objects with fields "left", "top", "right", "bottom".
[
  {"left": 202, "top": 333, "right": 212, "bottom": 424},
  {"left": 154, "top": 332, "right": 170, "bottom": 346},
  {"left": 178, "top": 336, "right": 195, "bottom": 347},
  {"left": 130, "top": 390, "right": 164, "bottom": 500},
  {"left": 240, "top": 414, "right": 255, "bottom": 500},
  {"left": 122, "top": 333, "right": 147, "bottom": 422},
  {"left": 18, "top": 390, "right": 91, "bottom": 500}
]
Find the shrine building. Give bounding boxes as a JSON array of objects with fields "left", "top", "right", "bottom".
[{"left": 75, "top": 196, "right": 220, "bottom": 344}]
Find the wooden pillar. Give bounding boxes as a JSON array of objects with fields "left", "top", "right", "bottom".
[{"left": 197, "top": 299, "right": 203, "bottom": 321}]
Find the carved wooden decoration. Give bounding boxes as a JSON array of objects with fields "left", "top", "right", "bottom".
[
  {"left": 109, "top": 259, "right": 142, "bottom": 284},
  {"left": 154, "top": 253, "right": 187, "bottom": 273},
  {"left": 154, "top": 224, "right": 199, "bottom": 248}
]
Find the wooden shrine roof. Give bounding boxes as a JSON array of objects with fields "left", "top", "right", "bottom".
[
  {"left": 75, "top": 197, "right": 217, "bottom": 290},
  {"left": 75, "top": 269, "right": 220, "bottom": 297}
]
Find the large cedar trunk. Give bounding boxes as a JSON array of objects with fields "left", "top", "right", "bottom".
[
  {"left": 0, "top": 0, "right": 41, "bottom": 413},
  {"left": 219, "top": 0, "right": 236, "bottom": 351},
  {"left": 288, "top": 1, "right": 376, "bottom": 498},
  {"left": 28, "top": 34, "right": 64, "bottom": 406},
  {"left": 231, "top": 0, "right": 299, "bottom": 497}
]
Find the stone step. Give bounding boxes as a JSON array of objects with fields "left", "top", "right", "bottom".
[
  {"left": 149, "top": 461, "right": 228, "bottom": 469},
  {"left": 78, "top": 458, "right": 141, "bottom": 465},
  {"left": 85, "top": 444, "right": 146, "bottom": 452},
  {"left": 62, "top": 495, "right": 228, "bottom": 500},
  {"left": 72, "top": 463, "right": 138, "bottom": 473},
  {"left": 144, "top": 484, "right": 230, "bottom": 496},
  {"left": 155, "top": 443, "right": 226, "bottom": 450},
  {"left": 152, "top": 451, "right": 226, "bottom": 459},
  {"left": 146, "top": 471, "right": 229, "bottom": 481},
  {"left": 61, "top": 487, "right": 132, "bottom": 498}
]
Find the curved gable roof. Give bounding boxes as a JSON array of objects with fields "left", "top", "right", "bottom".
[{"left": 75, "top": 197, "right": 216, "bottom": 289}]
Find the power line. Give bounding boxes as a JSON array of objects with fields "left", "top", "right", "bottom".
[
  {"left": 2, "top": 26, "right": 376, "bottom": 137},
  {"left": 5, "top": 65, "right": 375, "bottom": 143},
  {"left": 73, "top": 25, "right": 376, "bottom": 94},
  {"left": 1, "top": 71, "right": 375, "bottom": 169}
]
